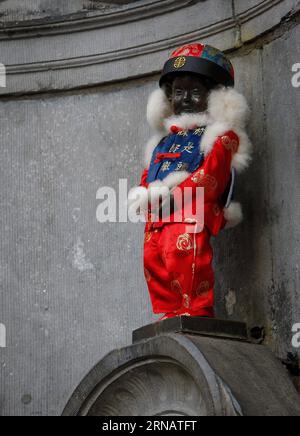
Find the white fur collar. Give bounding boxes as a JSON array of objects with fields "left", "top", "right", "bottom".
[
  {"left": 145, "top": 86, "right": 252, "bottom": 173},
  {"left": 164, "top": 113, "right": 210, "bottom": 132}
]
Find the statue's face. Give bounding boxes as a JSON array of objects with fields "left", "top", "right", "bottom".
[{"left": 171, "top": 74, "right": 210, "bottom": 115}]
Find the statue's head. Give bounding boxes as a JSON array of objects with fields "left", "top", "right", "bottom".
[
  {"left": 166, "top": 73, "right": 214, "bottom": 115},
  {"left": 160, "top": 43, "right": 235, "bottom": 116}
]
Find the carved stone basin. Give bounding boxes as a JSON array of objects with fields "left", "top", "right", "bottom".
[{"left": 63, "top": 317, "right": 300, "bottom": 416}]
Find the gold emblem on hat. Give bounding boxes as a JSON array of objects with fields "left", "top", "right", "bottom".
[{"left": 174, "top": 56, "right": 186, "bottom": 69}]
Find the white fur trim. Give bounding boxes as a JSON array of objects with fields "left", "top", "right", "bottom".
[
  {"left": 162, "top": 171, "right": 190, "bottom": 189},
  {"left": 146, "top": 172, "right": 190, "bottom": 210},
  {"left": 147, "top": 89, "right": 172, "bottom": 131},
  {"left": 148, "top": 180, "right": 165, "bottom": 189},
  {"left": 231, "top": 128, "right": 253, "bottom": 173},
  {"left": 208, "top": 87, "right": 250, "bottom": 128},
  {"left": 224, "top": 202, "right": 243, "bottom": 229},
  {"left": 205, "top": 88, "right": 252, "bottom": 173},
  {"left": 147, "top": 87, "right": 250, "bottom": 133},
  {"left": 164, "top": 113, "right": 210, "bottom": 133},
  {"left": 201, "top": 123, "right": 253, "bottom": 173},
  {"left": 146, "top": 86, "right": 252, "bottom": 174},
  {"left": 201, "top": 121, "right": 232, "bottom": 155}
]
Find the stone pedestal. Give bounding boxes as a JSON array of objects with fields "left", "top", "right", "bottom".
[
  {"left": 132, "top": 316, "right": 248, "bottom": 343},
  {"left": 63, "top": 317, "right": 300, "bottom": 416}
]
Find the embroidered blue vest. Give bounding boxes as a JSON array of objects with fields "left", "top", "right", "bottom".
[{"left": 147, "top": 127, "right": 206, "bottom": 184}]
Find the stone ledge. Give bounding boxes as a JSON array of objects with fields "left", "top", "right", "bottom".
[
  {"left": 132, "top": 316, "right": 249, "bottom": 344},
  {"left": 1, "top": 0, "right": 299, "bottom": 95},
  {"left": 0, "top": 0, "right": 198, "bottom": 38}
]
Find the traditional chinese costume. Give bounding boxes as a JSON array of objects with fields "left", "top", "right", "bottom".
[{"left": 129, "top": 44, "right": 252, "bottom": 320}]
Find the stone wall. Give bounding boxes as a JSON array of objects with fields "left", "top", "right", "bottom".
[
  {"left": 0, "top": 0, "right": 134, "bottom": 22},
  {"left": 0, "top": 0, "right": 299, "bottom": 415}
]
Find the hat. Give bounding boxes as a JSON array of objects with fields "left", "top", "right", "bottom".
[{"left": 159, "top": 43, "right": 234, "bottom": 88}]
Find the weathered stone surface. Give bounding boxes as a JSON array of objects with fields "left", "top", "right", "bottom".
[
  {"left": 63, "top": 333, "right": 300, "bottom": 416},
  {"left": 3, "top": 0, "right": 299, "bottom": 95},
  {"left": 0, "top": 0, "right": 234, "bottom": 96},
  {"left": 261, "top": 23, "right": 300, "bottom": 357},
  {"left": 238, "top": 0, "right": 300, "bottom": 43},
  {"left": 0, "top": 79, "right": 156, "bottom": 416},
  {"left": 0, "top": 0, "right": 126, "bottom": 22}
]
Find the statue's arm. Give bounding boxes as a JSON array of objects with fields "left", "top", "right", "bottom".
[
  {"left": 170, "top": 131, "right": 240, "bottom": 235},
  {"left": 173, "top": 131, "right": 239, "bottom": 199}
]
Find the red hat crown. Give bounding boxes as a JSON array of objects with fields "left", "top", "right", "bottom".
[{"left": 171, "top": 43, "right": 206, "bottom": 59}]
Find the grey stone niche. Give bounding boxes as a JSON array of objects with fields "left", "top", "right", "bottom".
[{"left": 62, "top": 317, "right": 300, "bottom": 416}]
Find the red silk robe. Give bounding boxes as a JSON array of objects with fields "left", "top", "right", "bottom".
[{"left": 139, "top": 129, "right": 240, "bottom": 320}]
